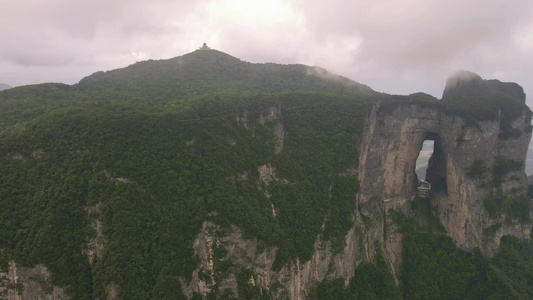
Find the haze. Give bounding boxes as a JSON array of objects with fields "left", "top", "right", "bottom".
[{"left": 1, "top": 0, "right": 533, "bottom": 105}]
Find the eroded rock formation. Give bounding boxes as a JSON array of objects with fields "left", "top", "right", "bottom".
[
  {"left": 0, "top": 262, "right": 68, "bottom": 300},
  {"left": 178, "top": 72, "right": 533, "bottom": 299},
  {"left": 358, "top": 71, "right": 532, "bottom": 257},
  {"left": 2, "top": 71, "right": 531, "bottom": 300}
]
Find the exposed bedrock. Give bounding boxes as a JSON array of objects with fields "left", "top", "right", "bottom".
[{"left": 358, "top": 71, "right": 533, "bottom": 257}]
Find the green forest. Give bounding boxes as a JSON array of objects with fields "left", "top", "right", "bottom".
[{"left": 1, "top": 49, "right": 533, "bottom": 299}]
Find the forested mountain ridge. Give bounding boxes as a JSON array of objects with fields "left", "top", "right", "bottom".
[
  {"left": 0, "top": 49, "right": 532, "bottom": 299},
  {"left": 0, "top": 49, "right": 374, "bottom": 130},
  {"left": 75, "top": 49, "right": 375, "bottom": 100}
]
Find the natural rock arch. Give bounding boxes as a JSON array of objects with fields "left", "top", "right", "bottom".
[{"left": 357, "top": 72, "right": 532, "bottom": 257}]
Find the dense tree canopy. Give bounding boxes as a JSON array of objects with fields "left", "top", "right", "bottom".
[{"left": 1, "top": 49, "right": 532, "bottom": 299}]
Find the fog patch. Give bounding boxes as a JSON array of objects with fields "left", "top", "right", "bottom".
[
  {"left": 306, "top": 65, "right": 355, "bottom": 85},
  {"left": 445, "top": 70, "right": 482, "bottom": 89}
]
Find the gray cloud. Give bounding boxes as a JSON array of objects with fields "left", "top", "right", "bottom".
[
  {"left": 285, "top": 0, "right": 533, "bottom": 97},
  {"left": 445, "top": 70, "right": 482, "bottom": 89},
  {"left": 2, "top": 50, "right": 76, "bottom": 67},
  {"left": 1, "top": 0, "right": 533, "bottom": 104}
]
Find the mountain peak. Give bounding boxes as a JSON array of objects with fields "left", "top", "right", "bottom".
[
  {"left": 445, "top": 70, "right": 483, "bottom": 88},
  {"left": 76, "top": 49, "right": 374, "bottom": 98},
  {"left": 442, "top": 70, "right": 525, "bottom": 103}
]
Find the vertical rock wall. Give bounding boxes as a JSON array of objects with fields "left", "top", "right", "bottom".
[{"left": 358, "top": 73, "right": 532, "bottom": 257}]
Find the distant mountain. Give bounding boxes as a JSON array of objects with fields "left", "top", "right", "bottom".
[
  {"left": 0, "top": 83, "right": 11, "bottom": 91},
  {"left": 75, "top": 49, "right": 375, "bottom": 100},
  {"left": 0, "top": 49, "right": 375, "bottom": 131}
]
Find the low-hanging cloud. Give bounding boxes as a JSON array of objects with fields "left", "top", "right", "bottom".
[{"left": 444, "top": 70, "right": 483, "bottom": 89}]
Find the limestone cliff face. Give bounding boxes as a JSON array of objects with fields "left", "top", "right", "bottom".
[
  {"left": 179, "top": 220, "right": 369, "bottom": 300},
  {"left": 178, "top": 107, "right": 371, "bottom": 300},
  {"left": 3, "top": 72, "right": 530, "bottom": 300},
  {"left": 180, "top": 72, "right": 532, "bottom": 299},
  {"left": 0, "top": 261, "right": 68, "bottom": 300},
  {"left": 358, "top": 72, "right": 532, "bottom": 257}
]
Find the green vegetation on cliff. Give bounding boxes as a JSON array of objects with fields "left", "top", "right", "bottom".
[
  {"left": 312, "top": 204, "right": 533, "bottom": 299},
  {"left": 0, "top": 92, "right": 370, "bottom": 298},
  {"left": 391, "top": 201, "right": 533, "bottom": 299},
  {"left": 377, "top": 72, "right": 532, "bottom": 138},
  {"left": 310, "top": 250, "right": 401, "bottom": 299},
  {"left": 0, "top": 50, "right": 374, "bottom": 299},
  {"left": 0, "top": 51, "right": 532, "bottom": 299},
  {"left": 442, "top": 71, "right": 532, "bottom": 138}
]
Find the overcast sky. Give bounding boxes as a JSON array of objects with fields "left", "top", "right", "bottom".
[{"left": 2, "top": 0, "right": 533, "bottom": 103}]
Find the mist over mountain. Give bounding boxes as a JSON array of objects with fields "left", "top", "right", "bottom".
[
  {"left": 75, "top": 49, "right": 375, "bottom": 99},
  {"left": 0, "top": 83, "right": 11, "bottom": 91},
  {"left": 1, "top": 49, "right": 532, "bottom": 299}
]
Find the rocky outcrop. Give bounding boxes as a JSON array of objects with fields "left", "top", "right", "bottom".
[
  {"left": 179, "top": 72, "right": 533, "bottom": 299},
  {"left": 258, "top": 105, "right": 285, "bottom": 154},
  {"left": 179, "top": 220, "right": 368, "bottom": 300},
  {"left": 358, "top": 72, "right": 532, "bottom": 257},
  {"left": 5, "top": 71, "right": 531, "bottom": 300},
  {"left": 0, "top": 261, "right": 68, "bottom": 300},
  {"left": 85, "top": 202, "right": 105, "bottom": 266}
]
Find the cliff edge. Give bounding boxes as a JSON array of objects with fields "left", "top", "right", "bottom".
[{"left": 358, "top": 71, "right": 532, "bottom": 257}]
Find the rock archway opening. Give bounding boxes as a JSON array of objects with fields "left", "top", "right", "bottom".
[
  {"left": 416, "top": 140, "right": 434, "bottom": 181},
  {"left": 424, "top": 134, "right": 448, "bottom": 195},
  {"left": 414, "top": 133, "right": 448, "bottom": 197}
]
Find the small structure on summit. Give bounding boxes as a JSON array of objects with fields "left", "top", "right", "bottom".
[
  {"left": 200, "top": 43, "right": 211, "bottom": 50},
  {"left": 417, "top": 179, "right": 431, "bottom": 198}
]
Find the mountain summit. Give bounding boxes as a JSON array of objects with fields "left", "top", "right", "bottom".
[{"left": 76, "top": 49, "right": 375, "bottom": 99}]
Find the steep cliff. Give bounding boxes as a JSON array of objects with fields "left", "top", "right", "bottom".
[
  {"left": 173, "top": 72, "right": 533, "bottom": 298},
  {"left": 358, "top": 71, "right": 532, "bottom": 257},
  {"left": 175, "top": 105, "right": 372, "bottom": 300},
  {"left": 1, "top": 49, "right": 532, "bottom": 299}
]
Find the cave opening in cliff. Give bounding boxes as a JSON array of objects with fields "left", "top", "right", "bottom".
[
  {"left": 416, "top": 140, "right": 434, "bottom": 181},
  {"left": 416, "top": 133, "right": 448, "bottom": 196}
]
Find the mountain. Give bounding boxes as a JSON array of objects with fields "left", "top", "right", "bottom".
[
  {"left": 0, "top": 49, "right": 532, "bottom": 299},
  {"left": 75, "top": 49, "right": 375, "bottom": 99},
  {"left": 0, "top": 83, "right": 11, "bottom": 91}
]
